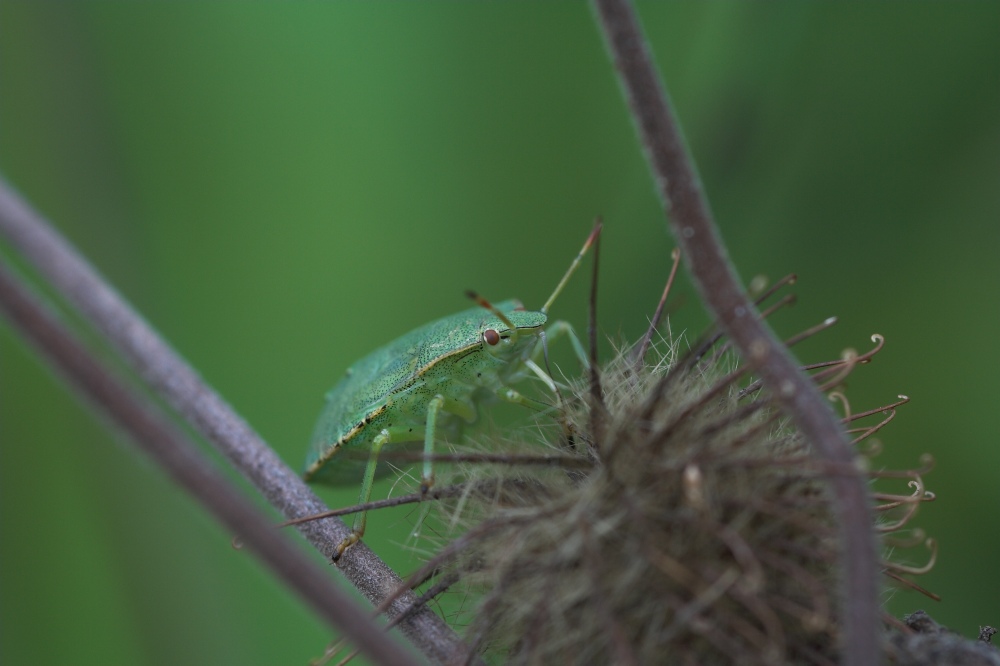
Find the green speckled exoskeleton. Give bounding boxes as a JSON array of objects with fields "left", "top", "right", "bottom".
[{"left": 304, "top": 225, "right": 600, "bottom": 561}]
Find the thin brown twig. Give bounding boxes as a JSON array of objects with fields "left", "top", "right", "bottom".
[{"left": 589, "top": 2, "right": 879, "bottom": 664}]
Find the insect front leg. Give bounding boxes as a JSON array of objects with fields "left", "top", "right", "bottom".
[
  {"left": 535, "top": 319, "right": 589, "bottom": 370},
  {"left": 496, "top": 386, "right": 551, "bottom": 412},
  {"left": 509, "top": 320, "right": 590, "bottom": 409},
  {"left": 520, "top": 321, "right": 592, "bottom": 449}
]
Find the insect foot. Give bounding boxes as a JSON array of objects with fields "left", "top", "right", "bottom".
[{"left": 331, "top": 533, "right": 359, "bottom": 563}]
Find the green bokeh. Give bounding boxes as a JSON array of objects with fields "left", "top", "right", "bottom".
[{"left": 1, "top": 3, "right": 997, "bottom": 664}]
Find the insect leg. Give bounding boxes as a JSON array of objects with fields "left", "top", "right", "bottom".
[
  {"left": 498, "top": 373, "right": 580, "bottom": 452},
  {"left": 422, "top": 394, "right": 446, "bottom": 492},
  {"left": 333, "top": 428, "right": 392, "bottom": 562},
  {"left": 497, "top": 387, "right": 551, "bottom": 412},
  {"left": 526, "top": 322, "right": 589, "bottom": 447},
  {"left": 517, "top": 319, "right": 590, "bottom": 410},
  {"left": 535, "top": 319, "right": 589, "bottom": 370}
]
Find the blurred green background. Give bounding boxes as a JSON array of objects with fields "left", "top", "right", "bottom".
[{"left": 1, "top": 3, "right": 997, "bottom": 664}]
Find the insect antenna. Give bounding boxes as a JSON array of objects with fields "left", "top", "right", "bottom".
[
  {"left": 465, "top": 290, "right": 516, "bottom": 330},
  {"left": 541, "top": 221, "right": 603, "bottom": 314}
]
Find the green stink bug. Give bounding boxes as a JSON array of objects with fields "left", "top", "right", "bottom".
[{"left": 304, "top": 225, "right": 600, "bottom": 560}]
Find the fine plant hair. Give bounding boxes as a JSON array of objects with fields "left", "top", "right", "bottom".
[{"left": 392, "top": 320, "right": 936, "bottom": 665}]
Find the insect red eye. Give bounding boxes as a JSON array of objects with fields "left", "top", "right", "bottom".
[{"left": 483, "top": 329, "right": 500, "bottom": 346}]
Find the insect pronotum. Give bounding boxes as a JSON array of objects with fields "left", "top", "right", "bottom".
[{"left": 304, "top": 224, "right": 601, "bottom": 560}]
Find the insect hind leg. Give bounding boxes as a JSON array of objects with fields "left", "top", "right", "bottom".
[{"left": 528, "top": 320, "right": 592, "bottom": 451}]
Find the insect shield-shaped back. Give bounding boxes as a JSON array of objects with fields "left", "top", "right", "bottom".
[{"left": 303, "top": 300, "right": 545, "bottom": 486}]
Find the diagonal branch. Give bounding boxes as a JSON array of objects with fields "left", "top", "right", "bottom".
[
  {"left": 0, "top": 261, "right": 420, "bottom": 666},
  {"left": 590, "top": 1, "right": 879, "bottom": 664},
  {"left": 0, "top": 176, "right": 472, "bottom": 665}
]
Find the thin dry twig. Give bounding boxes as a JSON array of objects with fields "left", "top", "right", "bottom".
[
  {"left": 590, "top": 1, "right": 879, "bottom": 664},
  {"left": 0, "top": 176, "right": 471, "bottom": 664}
]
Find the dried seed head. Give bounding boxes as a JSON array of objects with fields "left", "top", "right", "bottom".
[{"left": 406, "top": 326, "right": 934, "bottom": 665}]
